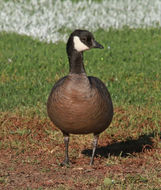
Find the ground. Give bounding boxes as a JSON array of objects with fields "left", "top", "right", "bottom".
[{"left": 0, "top": 107, "right": 160, "bottom": 190}]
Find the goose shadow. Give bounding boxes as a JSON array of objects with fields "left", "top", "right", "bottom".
[{"left": 82, "top": 133, "right": 159, "bottom": 158}]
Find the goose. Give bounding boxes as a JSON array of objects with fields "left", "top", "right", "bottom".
[{"left": 47, "top": 29, "right": 113, "bottom": 165}]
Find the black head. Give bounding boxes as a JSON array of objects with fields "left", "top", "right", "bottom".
[{"left": 67, "top": 29, "right": 104, "bottom": 55}]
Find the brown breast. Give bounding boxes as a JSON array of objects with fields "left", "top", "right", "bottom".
[{"left": 47, "top": 74, "right": 113, "bottom": 135}]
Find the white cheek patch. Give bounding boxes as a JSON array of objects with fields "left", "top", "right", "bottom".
[{"left": 73, "top": 36, "right": 89, "bottom": 52}]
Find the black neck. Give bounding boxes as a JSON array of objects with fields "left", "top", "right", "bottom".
[{"left": 68, "top": 50, "right": 86, "bottom": 74}]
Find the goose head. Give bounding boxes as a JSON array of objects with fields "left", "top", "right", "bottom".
[{"left": 67, "top": 29, "right": 104, "bottom": 55}]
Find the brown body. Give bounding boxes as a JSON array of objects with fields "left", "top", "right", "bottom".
[{"left": 47, "top": 73, "right": 113, "bottom": 135}]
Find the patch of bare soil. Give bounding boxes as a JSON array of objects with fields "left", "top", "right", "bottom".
[{"left": 0, "top": 109, "right": 160, "bottom": 189}]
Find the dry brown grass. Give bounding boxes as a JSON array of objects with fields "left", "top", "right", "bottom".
[{"left": 0, "top": 106, "right": 160, "bottom": 189}]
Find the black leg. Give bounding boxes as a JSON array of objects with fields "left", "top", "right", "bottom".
[
  {"left": 90, "top": 134, "right": 99, "bottom": 165},
  {"left": 61, "top": 134, "right": 70, "bottom": 166}
]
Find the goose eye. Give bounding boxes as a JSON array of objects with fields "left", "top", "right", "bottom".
[{"left": 81, "top": 37, "right": 86, "bottom": 42}]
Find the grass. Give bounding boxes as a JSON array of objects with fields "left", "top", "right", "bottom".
[
  {"left": 0, "top": 27, "right": 161, "bottom": 114},
  {"left": 0, "top": 27, "right": 161, "bottom": 189}
]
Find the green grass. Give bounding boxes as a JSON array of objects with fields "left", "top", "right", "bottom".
[
  {"left": 0, "top": 27, "right": 161, "bottom": 116},
  {"left": 0, "top": 33, "right": 67, "bottom": 115}
]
